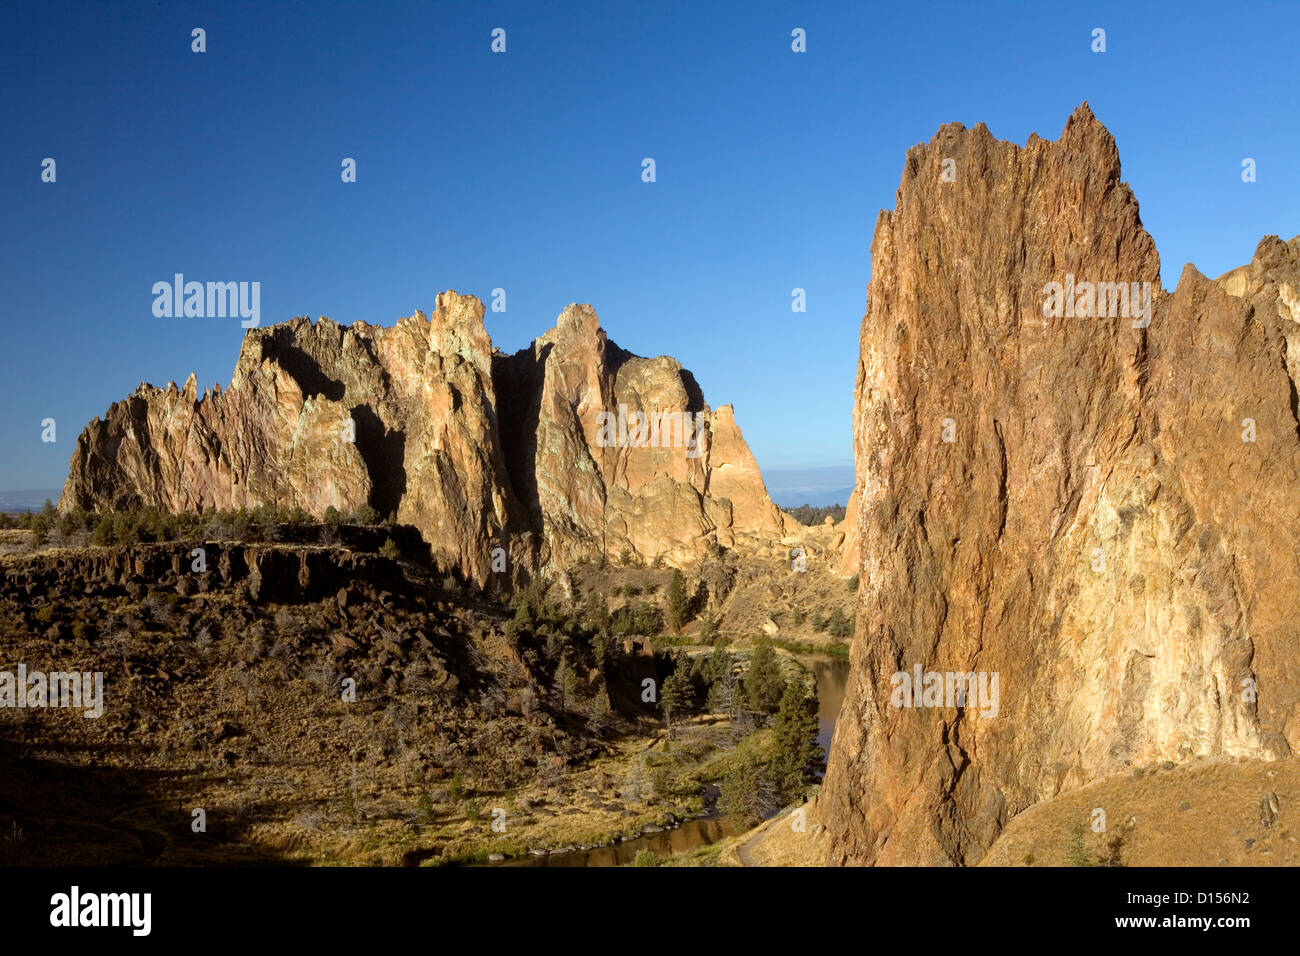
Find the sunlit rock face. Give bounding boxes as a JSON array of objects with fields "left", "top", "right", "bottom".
[
  {"left": 823, "top": 104, "right": 1300, "bottom": 865},
  {"left": 61, "top": 294, "right": 788, "bottom": 584}
]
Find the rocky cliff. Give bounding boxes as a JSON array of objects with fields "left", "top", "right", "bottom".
[
  {"left": 823, "top": 103, "right": 1300, "bottom": 865},
  {"left": 60, "top": 293, "right": 789, "bottom": 584}
]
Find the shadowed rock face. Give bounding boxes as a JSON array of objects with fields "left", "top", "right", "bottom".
[
  {"left": 60, "top": 293, "right": 788, "bottom": 584},
  {"left": 823, "top": 104, "right": 1300, "bottom": 865}
]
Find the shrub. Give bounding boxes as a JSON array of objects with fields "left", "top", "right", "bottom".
[
  {"left": 91, "top": 515, "right": 113, "bottom": 546},
  {"left": 449, "top": 771, "right": 465, "bottom": 802},
  {"left": 610, "top": 602, "right": 663, "bottom": 637},
  {"left": 827, "top": 607, "right": 853, "bottom": 639},
  {"left": 698, "top": 614, "right": 719, "bottom": 644},
  {"left": 417, "top": 792, "right": 435, "bottom": 824},
  {"left": 1063, "top": 818, "right": 1097, "bottom": 867},
  {"left": 379, "top": 537, "right": 400, "bottom": 560},
  {"left": 352, "top": 503, "right": 380, "bottom": 525},
  {"left": 56, "top": 509, "right": 84, "bottom": 539}
]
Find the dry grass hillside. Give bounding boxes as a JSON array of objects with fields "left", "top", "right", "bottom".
[{"left": 978, "top": 756, "right": 1300, "bottom": 867}]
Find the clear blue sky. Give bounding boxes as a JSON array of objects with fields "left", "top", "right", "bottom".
[{"left": 3, "top": 0, "right": 1297, "bottom": 492}]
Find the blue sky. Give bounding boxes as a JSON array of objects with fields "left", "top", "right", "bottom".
[{"left": 3, "top": 0, "right": 1298, "bottom": 494}]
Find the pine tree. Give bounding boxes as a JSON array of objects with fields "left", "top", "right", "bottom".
[
  {"left": 827, "top": 607, "right": 853, "bottom": 639},
  {"left": 719, "top": 753, "right": 778, "bottom": 829},
  {"left": 554, "top": 654, "right": 578, "bottom": 711},
  {"left": 771, "top": 679, "right": 823, "bottom": 802},
  {"left": 660, "top": 656, "right": 693, "bottom": 732},
  {"left": 708, "top": 651, "right": 741, "bottom": 721},
  {"left": 744, "top": 637, "right": 785, "bottom": 714},
  {"left": 698, "top": 614, "right": 719, "bottom": 644},
  {"left": 587, "top": 690, "right": 611, "bottom": 735},
  {"left": 703, "top": 638, "right": 730, "bottom": 686},
  {"left": 666, "top": 569, "right": 689, "bottom": 632}
]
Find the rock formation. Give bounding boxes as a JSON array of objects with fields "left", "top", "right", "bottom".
[
  {"left": 495, "top": 303, "right": 790, "bottom": 572},
  {"left": 823, "top": 103, "right": 1300, "bottom": 865},
  {"left": 59, "top": 293, "right": 789, "bottom": 584}
]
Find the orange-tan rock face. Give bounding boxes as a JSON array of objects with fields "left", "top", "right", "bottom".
[
  {"left": 822, "top": 104, "right": 1300, "bottom": 865},
  {"left": 494, "top": 302, "right": 789, "bottom": 571},
  {"left": 60, "top": 294, "right": 787, "bottom": 584}
]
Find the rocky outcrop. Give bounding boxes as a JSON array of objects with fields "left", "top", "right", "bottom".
[
  {"left": 60, "top": 294, "right": 787, "bottom": 584},
  {"left": 495, "top": 304, "right": 789, "bottom": 570},
  {"left": 822, "top": 104, "right": 1300, "bottom": 865}
]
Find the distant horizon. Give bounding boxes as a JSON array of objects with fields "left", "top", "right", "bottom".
[{"left": 2, "top": 461, "right": 857, "bottom": 513}]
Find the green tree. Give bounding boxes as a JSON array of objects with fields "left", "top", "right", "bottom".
[
  {"left": 699, "top": 637, "right": 730, "bottom": 686},
  {"left": 708, "top": 656, "right": 742, "bottom": 720},
  {"left": 666, "top": 569, "right": 689, "bottom": 632},
  {"left": 449, "top": 771, "right": 465, "bottom": 803},
  {"left": 660, "top": 656, "right": 693, "bottom": 731},
  {"left": 91, "top": 514, "right": 112, "bottom": 546},
  {"left": 698, "top": 614, "right": 719, "bottom": 645},
  {"left": 744, "top": 637, "right": 785, "bottom": 714},
  {"left": 416, "top": 791, "right": 435, "bottom": 824},
  {"left": 771, "top": 680, "right": 824, "bottom": 802},
  {"left": 554, "top": 654, "right": 578, "bottom": 711},
  {"left": 587, "top": 691, "right": 611, "bottom": 736},
  {"left": 584, "top": 590, "right": 612, "bottom": 634},
  {"left": 1064, "top": 818, "right": 1098, "bottom": 867},
  {"left": 56, "top": 508, "right": 82, "bottom": 540},
  {"left": 827, "top": 607, "right": 853, "bottom": 639},
  {"left": 592, "top": 630, "right": 611, "bottom": 670},
  {"left": 719, "top": 752, "right": 777, "bottom": 830}
]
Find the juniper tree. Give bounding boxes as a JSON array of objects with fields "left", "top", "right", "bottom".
[
  {"left": 745, "top": 637, "right": 785, "bottom": 715},
  {"left": 771, "top": 679, "right": 823, "bottom": 802},
  {"left": 660, "top": 656, "right": 693, "bottom": 732},
  {"left": 554, "top": 654, "right": 578, "bottom": 711},
  {"left": 667, "top": 568, "right": 689, "bottom": 632}
]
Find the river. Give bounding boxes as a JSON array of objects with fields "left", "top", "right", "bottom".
[
  {"left": 481, "top": 653, "right": 850, "bottom": 866},
  {"left": 811, "top": 655, "right": 850, "bottom": 764},
  {"left": 490, "top": 815, "right": 736, "bottom": 867}
]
